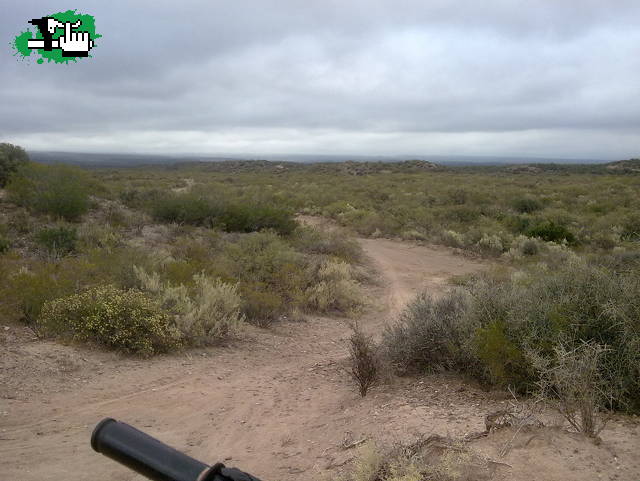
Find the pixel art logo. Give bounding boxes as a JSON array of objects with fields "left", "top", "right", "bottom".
[{"left": 12, "top": 10, "right": 100, "bottom": 64}]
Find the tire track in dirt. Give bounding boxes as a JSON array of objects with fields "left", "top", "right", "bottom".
[{"left": 0, "top": 236, "right": 488, "bottom": 481}]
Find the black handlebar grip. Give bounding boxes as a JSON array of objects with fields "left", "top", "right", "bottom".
[{"left": 91, "top": 418, "right": 211, "bottom": 481}]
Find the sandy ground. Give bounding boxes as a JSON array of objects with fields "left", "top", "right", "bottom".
[{"left": 1, "top": 232, "right": 639, "bottom": 481}]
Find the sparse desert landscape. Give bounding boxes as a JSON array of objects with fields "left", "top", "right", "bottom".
[
  {"left": 2, "top": 213, "right": 640, "bottom": 481},
  {"left": 4, "top": 3, "right": 640, "bottom": 479}
]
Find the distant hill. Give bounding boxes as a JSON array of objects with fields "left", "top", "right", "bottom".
[
  {"left": 27, "top": 150, "right": 612, "bottom": 168},
  {"left": 605, "top": 158, "right": 640, "bottom": 173}
]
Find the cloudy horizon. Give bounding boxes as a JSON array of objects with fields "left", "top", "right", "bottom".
[{"left": 2, "top": 1, "right": 639, "bottom": 160}]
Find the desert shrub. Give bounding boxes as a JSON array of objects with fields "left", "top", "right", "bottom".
[
  {"left": 8, "top": 263, "right": 77, "bottom": 323},
  {"left": 4, "top": 250, "right": 156, "bottom": 324},
  {"left": 527, "top": 220, "right": 576, "bottom": 245},
  {"left": 83, "top": 246, "right": 157, "bottom": 290},
  {"left": 177, "top": 274, "right": 244, "bottom": 343},
  {"left": 103, "top": 203, "right": 129, "bottom": 227},
  {"left": 151, "top": 194, "right": 218, "bottom": 226},
  {"left": 305, "top": 259, "right": 364, "bottom": 314},
  {"left": 218, "top": 203, "right": 297, "bottom": 235},
  {"left": 35, "top": 225, "right": 77, "bottom": 255},
  {"left": 594, "top": 250, "right": 640, "bottom": 273},
  {"left": 475, "top": 233, "right": 504, "bottom": 256},
  {"left": 0, "top": 143, "right": 29, "bottom": 187},
  {"left": 346, "top": 439, "right": 493, "bottom": 481},
  {"left": 442, "top": 205, "right": 481, "bottom": 223},
  {"left": 591, "top": 231, "right": 618, "bottom": 250},
  {"left": 475, "top": 320, "right": 534, "bottom": 391},
  {"left": 621, "top": 213, "right": 640, "bottom": 241},
  {"left": 349, "top": 324, "right": 379, "bottom": 397},
  {"left": 6, "top": 163, "right": 91, "bottom": 221},
  {"left": 135, "top": 267, "right": 244, "bottom": 344},
  {"left": 38, "top": 285, "right": 180, "bottom": 355},
  {"left": 150, "top": 193, "right": 297, "bottom": 235},
  {"left": 384, "top": 260, "right": 640, "bottom": 411},
  {"left": 400, "top": 229, "right": 428, "bottom": 241},
  {"left": 504, "top": 213, "right": 533, "bottom": 234},
  {"left": 291, "top": 225, "right": 363, "bottom": 263},
  {"left": 0, "top": 234, "right": 10, "bottom": 253},
  {"left": 438, "top": 229, "right": 465, "bottom": 248},
  {"left": 447, "top": 188, "right": 468, "bottom": 205},
  {"left": 520, "top": 237, "right": 540, "bottom": 256},
  {"left": 504, "top": 235, "right": 541, "bottom": 258},
  {"left": 530, "top": 342, "right": 615, "bottom": 437},
  {"left": 512, "top": 195, "right": 543, "bottom": 213},
  {"left": 469, "top": 262, "right": 640, "bottom": 409},
  {"left": 222, "top": 231, "right": 307, "bottom": 317},
  {"left": 77, "top": 223, "right": 121, "bottom": 250},
  {"left": 239, "top": 283, "right": 285, "bottom": 326},
  {"left": 119, "top": 188, "right": 165, "bottom": 210},
  {"left": 383, "top": 291, "right": 476, "bottom": 375},
  {"left": 350, "top": 442, "right": 385, "bottom": 481}
]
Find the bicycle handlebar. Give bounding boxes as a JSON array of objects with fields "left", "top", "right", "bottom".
[{"left": 91, "top": 418, "right": 261, "bottom": 481}]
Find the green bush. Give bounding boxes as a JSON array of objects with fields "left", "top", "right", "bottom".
[
  {"left": 35, "top": 225, "right": 77, "bottom": 255},
  {"left": 151, "top": 194, "right": 218, "bottom": 226},
  {"left": 239, "top": 283, "right": 286, "bottom": 326},
  {"left": 4, "top": 247, "right": 159, "bottom": 325},
  {"left": 218, "top": 203, "right": 297, "bottom": 235},
  {"left": 527, "top": 220, "right": 576, "bottom": 244},
  {"left": 385, "top": 260, "right": 640, "bottom": 412},
  {"left": 7, "top": 262, "right": 78, "bottom": 323},
  {"left": 441, "top": 205, "right": 481, "bottom": 223},
  {"left": 6, "top": 163, "right": 90, "bottom": 221},
  {"left": 512, "top": 196, "right": 543, "bottom": 213},
  {"left": 0, "top": 235, "right": 10, "bottom": 253},
  {"left": 222, "top": 231, "right": 306, "bottom": 309},
  {"left": 0, "top": 143, "right": 29, "bottom": 187},
  {"left": 150, "top": 193, "right": 297, "bottom": 235},
  {"left": 38, "top": 285, "right": 180, "bottom": 355},
  {"left": 475, "top": 320, "right": 533, "bottom": 391}
]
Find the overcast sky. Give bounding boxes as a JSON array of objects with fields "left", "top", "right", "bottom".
[{"left": 2, "top": 1, "right": 639, "bottom": 159}]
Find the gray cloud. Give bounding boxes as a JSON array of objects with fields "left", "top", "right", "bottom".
[{"left": 1, "top": 0, "right": 639, "bottom": 159}]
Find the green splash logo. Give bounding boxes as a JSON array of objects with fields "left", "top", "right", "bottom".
[{"left": 12, "top": 10, "right": 100, "bottom": 64}]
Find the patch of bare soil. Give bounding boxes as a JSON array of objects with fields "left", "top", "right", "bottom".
[{"left": 1, "top": 226, "right": 638, "bottom": 481}]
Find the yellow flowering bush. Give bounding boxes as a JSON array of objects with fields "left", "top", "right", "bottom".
[{"left": 38, "top": 285, "right": 181, "bottom": 355}]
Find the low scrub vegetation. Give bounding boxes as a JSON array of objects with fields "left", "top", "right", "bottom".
[
  {"left": 35, "top": 224, "right": 78, "bottom": 256},
  {"left": 0, "top": 227, "right": 10, "bottom": 253},
  {"left": 349, "top": 324, "right": 379, "bottom": 397},
  {"left": 530, "top": 341, "right": 613, "bottom": 437},
  {"left": 134, "top": 267, "right": 244, "bottom": 345},
  {"left": 6, "top": 163, "right": 92, "bottom": 221},
  {"left": 346, "top": 438, "right": 493, "bottom": 481},
  {"left": 149, "top": 192, "right": 297, "bottom": 235},
  {"left": 105, "top": 160, "right": 640, "bottom": 256},
  {"left": 0, "top": 157, "right": 368, "bottom": 353},
  {"left": 383, "top": 258, "right": 640, "bottom": 413},
  {"left": 0, "top": 143, "right": 29, "bottom": 187},
  {"left": 2, "top": 152, "right": 639, "bottom": 381},
  {"left": 38, "top": 285, "right": 180, "bottom": 355},
  {"left": 383, "top": 291, "right": 476, "bottom": 376},
  {"left": 305, "top": 259, "right": 365, "bottom": 314}
]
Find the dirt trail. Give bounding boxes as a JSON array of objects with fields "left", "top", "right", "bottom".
[
  {"left": 1, "top": 235, "right": 639, "bottom": 481},
  {"left": 359, "top": 238, "right": 484, "bottom": 316}
]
